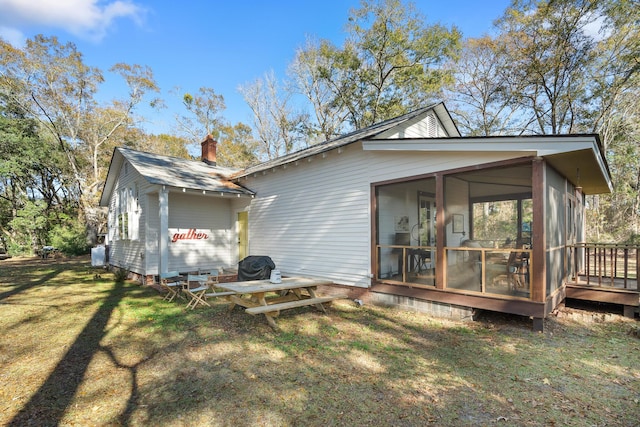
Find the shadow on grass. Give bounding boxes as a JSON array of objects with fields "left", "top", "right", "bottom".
[
  {"left": 8, "top": 279, "right": 126, "bottom": 426},
  {"left": 4, "top": 259, "right": 639, "bottom": 426},
  {"left": 0, "top": 268, "right": 63, "bottom": 302}
]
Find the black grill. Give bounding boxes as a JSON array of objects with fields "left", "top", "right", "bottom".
[{"left": 237, "top": 256, "right": 276, "bottom": 281}]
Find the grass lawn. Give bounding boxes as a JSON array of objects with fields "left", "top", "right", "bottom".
[{"left": 1, "top": 257, "right": 639, "bottom": 426}]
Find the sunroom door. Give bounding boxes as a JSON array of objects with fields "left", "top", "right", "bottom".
[
  {"left": 418, "top": 193, "right": 435, "bottom": 246},
  {"left": 418, "top": 192, "right": 436, "bottom": 267}
]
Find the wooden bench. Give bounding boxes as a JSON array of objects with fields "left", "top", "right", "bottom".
[
  {"left": 204, "top": 291, "right": 236, "bottom": 298},
  {"left": 245, "top": 295, "right": 348, "bottom": 315}
]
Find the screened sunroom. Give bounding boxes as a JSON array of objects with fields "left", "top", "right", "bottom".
[
  {"left": 375, "top": 161, "right": 534, "bottom": 297},
  {"left": 371, "top": 149, "right": 606, "bottom": 330}
]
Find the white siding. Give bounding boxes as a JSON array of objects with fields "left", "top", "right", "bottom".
[
  {"left": 376, "top": 111, "right": 448, "bottom": 139},
  {"left": 110, "top": 174, "right": 250, "bottom": 277},
  {"left": 244, "top": 145, "right": 371, "bottom": 286},
  {"left": 140, "top": 191, "right": 252, "bottom": 276},
  {"left": 166, "top": 192, "right": 235, "bottom": 273},
  {"left": 107, "top": 162, "right": 146, "bottom": 273},
  {"left": 242, "top": 142, "right": 520, "bottom": 287},
  {"left": 230, "top": 198, "right": 251, "bottom": 265}
]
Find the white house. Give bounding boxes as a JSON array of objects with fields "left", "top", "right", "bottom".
[
  {"left": 100, "top": 102, "right": 622, "bottom": 330},
  {"left": 99, "top": 136, "right": 255, "bottom": 276}
]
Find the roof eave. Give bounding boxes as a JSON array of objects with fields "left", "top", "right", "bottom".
[
  {"left": 99, "top": 148, "right": 123, "bottom": 207},
  {"left": 148, "top": 180, "right": 256, "bottom": 197},
  {"left": 362, "top": 135, "right": 612, "bottom": 195},
  {"left": 236, "top": 103, "right": 449, "bottom": 178}
]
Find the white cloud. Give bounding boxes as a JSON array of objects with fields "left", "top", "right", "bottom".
[
  {"left": 0, "top": 25, "right": 26, "bottom": 46},
  {"left": 0, "top": 0, "right": 145, "bottom": 43}
]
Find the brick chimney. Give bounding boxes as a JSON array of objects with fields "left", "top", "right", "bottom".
[{"left": 201, "top": 134, "right": 217, "bottom": 166}]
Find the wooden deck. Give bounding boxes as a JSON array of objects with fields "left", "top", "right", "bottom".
[
  {"left": 569, "top": 274, "right": 638, "bottom": 291},
  {"left": 566, "top": 274, "right": 639, "bottom": 318}
]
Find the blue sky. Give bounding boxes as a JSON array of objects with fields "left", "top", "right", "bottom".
[{"left": 0, "top": 0, "right": 512, "bottom": 137}]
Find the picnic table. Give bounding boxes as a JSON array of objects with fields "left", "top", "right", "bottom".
[{"left": 217, "top": 277, "right": 346, "bottom": 328}]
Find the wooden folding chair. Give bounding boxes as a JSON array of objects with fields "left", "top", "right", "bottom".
[
  {"left": 159, "top": 271, "right": 183, "bottom": 302},
  {"left": 199, "top": 269, "right": 219, "bottom": 286},
  {"left": 200, "top": 269, "right": 236, "bottom": 300},
  {"left": 184, "top": 274, "right": 211, "bottom": 309}
]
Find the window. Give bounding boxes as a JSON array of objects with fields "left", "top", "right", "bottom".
[
  {"left": 116, "top": 185, "right": 139, "bottom": 241},
  {"left": 118, "top": 188, "right": 129, "bottom": 240}
]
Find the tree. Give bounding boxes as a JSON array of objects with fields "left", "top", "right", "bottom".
[
  {"left": 175, "top": 86, "right": 226, "bottom": 144},
  {"left": 0, "top": 35, "right": 160, "bottom": 239},
  {"left": 0, "top": 37, "right": 160, "bottom": 197},
  {"left": 289, "top": 0, "right": 461, "bottom": 132},
  {"left": 586, "top": 76, "right": 640, "bottom": 241},
  {"left": 218, "top": 122, "right": 259, "bottom": 168},
  {"left": 80, "top": 63, "right": 160, "bottom": 204},
  {"left": 498, "top": 0, "right": 639, "bottom": 240},
  {"left": 174, "top": 86, "right": 261, "bottom": 167},
  {"left": 494, "top": 0, "right": 599, "bottom": 134},
  {"left": 0, "top": 35, "right": 103, "bottom": 205},
  {"left": 446, "top": 37, "right": 522, "bottom": 136},
  {"left": 0, "top": 100, "right": 75, "bottom": 253},
  {"left": 580, "top": 0, "right": 640, "bottom": 241},
  {"left": 239, "top": 71, "right": 308, "bottom": 160},
  {"left": 134, "top": 132, "right": 190, "bottom": 158},
  {"left": 586, "top": 0, "right": 640, "bottom": 144},
  {"left": 0, "top": 35, "right": 158, "bottom": 246},
  {"left": 289, "top": 38, "right": 350, "bottom": 141}
]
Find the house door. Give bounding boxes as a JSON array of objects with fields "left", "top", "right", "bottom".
[
  {"left": 417, "top": 192, "right": 436, "bottom": 279},
  {"left": 237, "top": 211, "right": 248, "bottom": 261},
  {"left": 418, "top": 193, "right": 436, "bottom": 249}
]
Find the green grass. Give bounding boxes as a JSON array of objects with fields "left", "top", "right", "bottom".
[{"left": 1, "top": 256, "right": 639, "bottom": 426}]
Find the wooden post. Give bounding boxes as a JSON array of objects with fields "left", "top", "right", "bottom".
[
  {"left": 623, "top": 246, "right": 628, "bottom": 289},
  {"left": 636, "top": 248, "right": 639, "bottom": 290},
  {"left": 531, "top": 158, "right": 546, "bottom": 303},
  {"left": 435, "top": 174, "right": 445, "bottom": 290},
  {"left": 159, "top": 187, "right": 169, "bottom": 275},
  {"left": 586, "top": 246, "right": 591, "bottom": 285},
  {"left": 370, "top": 184, "right": 377, "bottom": 283}
]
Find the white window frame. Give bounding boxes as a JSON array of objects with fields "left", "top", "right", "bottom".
[{"left": 118, "top": 187, "right": 129, "bottom": 240}]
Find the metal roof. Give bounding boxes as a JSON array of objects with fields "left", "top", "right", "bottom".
[
  {"left": 236, "top": 102, "right": 458, "bottom": 178},
  {"left": 100, "top": 103, "right": 612, "bottom": 206},
  {"left": 99, "top": 147, "right": 255, "bottom": 206}
]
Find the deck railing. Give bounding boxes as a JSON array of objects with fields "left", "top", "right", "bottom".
[
  {"left": 377, "top": 242, "right": 640, "bottom": 294},
  {"left": 375, "top": 244, "right": 532, "bottom": 299},
  {"left": 444, "top": 247, "right": 532, "bottom": 299},
  {"left": 376, "top": 245, "right": 435, "bottom": 285},
  {"left": 570, "top": 243, "right": 639, "bottom": 290}
]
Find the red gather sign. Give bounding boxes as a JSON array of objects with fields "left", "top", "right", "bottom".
[{"left": 170, "top": 228, "right": 210, "bottom": 243}]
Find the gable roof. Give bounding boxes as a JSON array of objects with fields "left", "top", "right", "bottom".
[
  {"left": 99, "top": 147, "right": 255, "bottom": 206},
  {"left": 236, "top": 102, "right": 458, "bottom": 178},
  {"left": 100, "top": 102, "right": 612, "bottom": 206}
]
